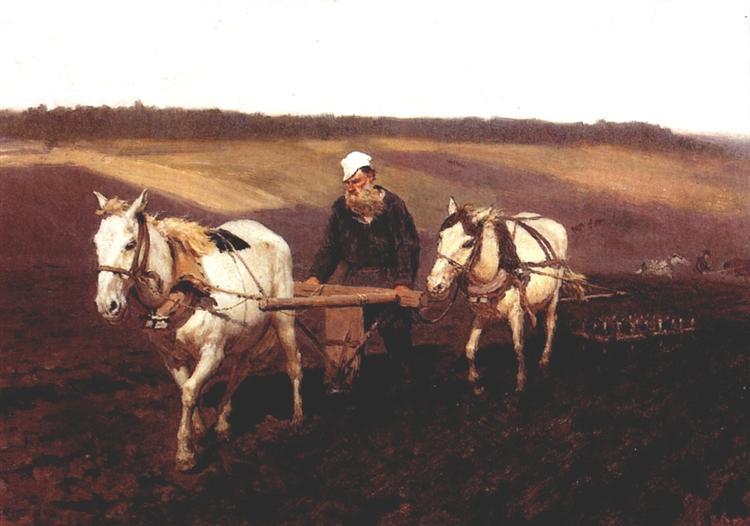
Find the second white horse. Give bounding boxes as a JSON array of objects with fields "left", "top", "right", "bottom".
[{"left": 427, "top": 198, "right": 572, "bottom": 394}]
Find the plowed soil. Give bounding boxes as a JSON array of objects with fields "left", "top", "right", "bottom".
[{"left": 1, "top": 166, "right": 748, "bottom": 525}]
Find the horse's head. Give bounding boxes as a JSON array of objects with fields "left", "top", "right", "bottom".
[
  {"left": 427, "top": 198, "right": 492, "bottom": 299},
  {"left": 92, "top": 189, "right": 149, "bottom": 323}
]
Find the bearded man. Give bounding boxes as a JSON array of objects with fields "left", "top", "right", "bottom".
[{"left": 305, "top": 151, "right": 420, "bottom": 362}]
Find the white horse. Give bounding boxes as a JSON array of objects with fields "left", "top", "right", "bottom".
[
  {"left": 427, "top": 198, "right": 574, "bottom": 394},
  {"left": 93, "top": 189, "right": 303, "bottom": 471},
  {"left": 635, "top": 253, "right": 689, "bottom": 278}
]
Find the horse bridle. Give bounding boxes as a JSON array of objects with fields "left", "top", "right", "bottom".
[
  {"left": 97, "top": 213, "right": 163, "bottom": 302},
  {"left": 435, "top": 243, "right": 478, "bottom": 275},
  {"left": 96, "top": 214, "right": 265, "bottom": 316},
  {"left": 435, "top": 213, "right": 483, "bottom": 277}
]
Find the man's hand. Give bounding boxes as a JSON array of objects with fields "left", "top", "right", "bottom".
[
  {"left": 394, "top": 285, "right": 419, "bottom": 307},
  {"left": 394, "top": 285, "right": 412, "bottom": 296},
  {"left": 304, "top": 276, "right": 321, "bottom": 286}
]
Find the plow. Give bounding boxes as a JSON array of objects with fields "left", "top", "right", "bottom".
[
  {"left": 259, "top": 282, "right": 424, "bottom": 390},
  {"left": 257, "top": 275, "right": 699, "bottom": 388}
]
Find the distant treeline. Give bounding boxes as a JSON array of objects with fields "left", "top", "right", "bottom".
[{"left": 0, "top": 102, "right": 721, "bottom": 153}]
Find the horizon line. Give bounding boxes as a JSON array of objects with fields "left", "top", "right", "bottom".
[{"left": 1, "top": 103, "right": 749, "bottom": 140}]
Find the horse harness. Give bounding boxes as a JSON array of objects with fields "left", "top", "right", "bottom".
[
  {"left": 97, "top": 213, "right": 266, "bottom": 331},
  {"left": 96, "top": 213, "right": 344, "bottom": 382},
  {"left": 437, "top": 210, "right": 568, "bottom": 321}
]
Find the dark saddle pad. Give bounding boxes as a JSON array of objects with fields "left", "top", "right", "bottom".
[{"left": 208, "top": 228, "right": 251, "bottom": 252}]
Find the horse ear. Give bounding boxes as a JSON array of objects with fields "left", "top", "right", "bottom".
[
  {"left": 448, "top": 197, "right": 458, "bottom": 215},
  {"left": 127, "top": 189, "right": 149, "bottom": 218},
  {"left": 93, "top": 191, "right": 108, "bottom": 210}
]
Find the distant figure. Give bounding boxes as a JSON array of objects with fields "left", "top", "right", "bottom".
[{"left": 695, "top": 249, "right": 712, "bottom": 274}]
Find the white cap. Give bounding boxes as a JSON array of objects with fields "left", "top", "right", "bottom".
[{"left": 340, "top": 151, "right": 372, "bottom": 182}]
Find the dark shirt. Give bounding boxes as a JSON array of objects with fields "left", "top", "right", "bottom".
[{"left": 309, "top": 186, "right": 420, "bottom": 287}]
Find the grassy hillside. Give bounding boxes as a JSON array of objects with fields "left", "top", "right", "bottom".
[{"left": 1, "top": 138, "right": 748, "bottom": 271}]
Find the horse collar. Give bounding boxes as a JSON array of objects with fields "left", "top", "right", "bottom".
[{"left": 464, "top": 221, "right": 512, "bottom": 298}]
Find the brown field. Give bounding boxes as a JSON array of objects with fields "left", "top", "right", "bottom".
[
  {"left": 3, "top": 138, "right": 748, "bottom": 273},
  {"left": 1, "top": 139, "right": 749, "bottom": 524}
]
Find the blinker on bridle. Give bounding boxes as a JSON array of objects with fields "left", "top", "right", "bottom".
[{"left": 435, "top": 211, "right": 481, "bottom": 274}]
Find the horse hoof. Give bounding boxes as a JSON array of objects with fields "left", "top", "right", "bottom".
[
  {"left": 176, "top": 454, "right": 198, "bottom": 472},
  {"left": 473, "top": 385, "right": 485, "bottom": 397},
  {"left": 539, "top": 357, "right": 550, "bottom": 369},
  {"left": 216, "top": 426, "right": 231, "bottom": 442},
  {"left": 291, "top": 414, "right": 304, "bottom": 428},
  {"left": 326, "top": 386, "right": 351, "bottom": 396}
]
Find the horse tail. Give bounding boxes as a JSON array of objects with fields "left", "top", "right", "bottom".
[
  {"left": 561, "top": 266, "right": 587, "bottom": 301},
  {"left": 271, "top": 239, "right": 295, "bottom": 300}
]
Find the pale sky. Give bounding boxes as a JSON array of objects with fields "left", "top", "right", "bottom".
[{"left": 1, "top": 0, "right": 749, "bottom": 136}]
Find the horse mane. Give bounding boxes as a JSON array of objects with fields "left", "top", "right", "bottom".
[
  {"left": 95, "top": 197, "right": 130, "bottom": 216},
  {"left": 97, "top": 197, "right": 215, "bottom": 257},
  {"left": 439, "top": 204, "right": 495, "bottom": 236},
  {"left": 155, "top": 217, "right": 215, "bottom": 257}
]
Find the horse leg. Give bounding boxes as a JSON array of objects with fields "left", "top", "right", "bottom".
[
  {"left": 539, "top": 286, "right": 560, "bottom": 369},
  {"left": 214, "top": 322, "right": 277, "bottom": 440},
  {"left": 273, "top": 312, "right": 304, "bottom": 425},
  {"left": 176, "top": 344, "right": 224, "bottom": 471},
  {"left": 509, "top": 302, "right": 527, "bottom": 392},
  {"left": 215, "top": 400, "right": 232, "bottom": 440},
  {"left": 213, "top": 346, "right": 258, "bottom": 441},
  {"left": 465, "top": 316, "right": 485, "bottom": 396},
  {"left": 166, "top": 363, "right": 207, "bottom": 437},
  {"left": 168, "top": 365, "right": 190, "bottom": 387},
  {"left": 214, "top": 368, "right": 246, "bottom": 441}
]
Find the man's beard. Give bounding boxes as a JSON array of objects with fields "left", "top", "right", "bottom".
[{"left": 345, "top": 185, "right": 384, "bottom": 218}]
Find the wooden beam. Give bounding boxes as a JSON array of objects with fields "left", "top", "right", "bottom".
[
  {"left": 559, "top": 291, "right": 628, "bottom": 303},
  {"left": 260, "top": 292, "right": 402, "bottom": 311},
  {"left": 292, "top": 282, "right": 424, "bottom": 308}
]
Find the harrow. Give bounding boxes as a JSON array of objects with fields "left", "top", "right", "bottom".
[{"left": 572, "top": 313, "right": 696, "bottom": 343}]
